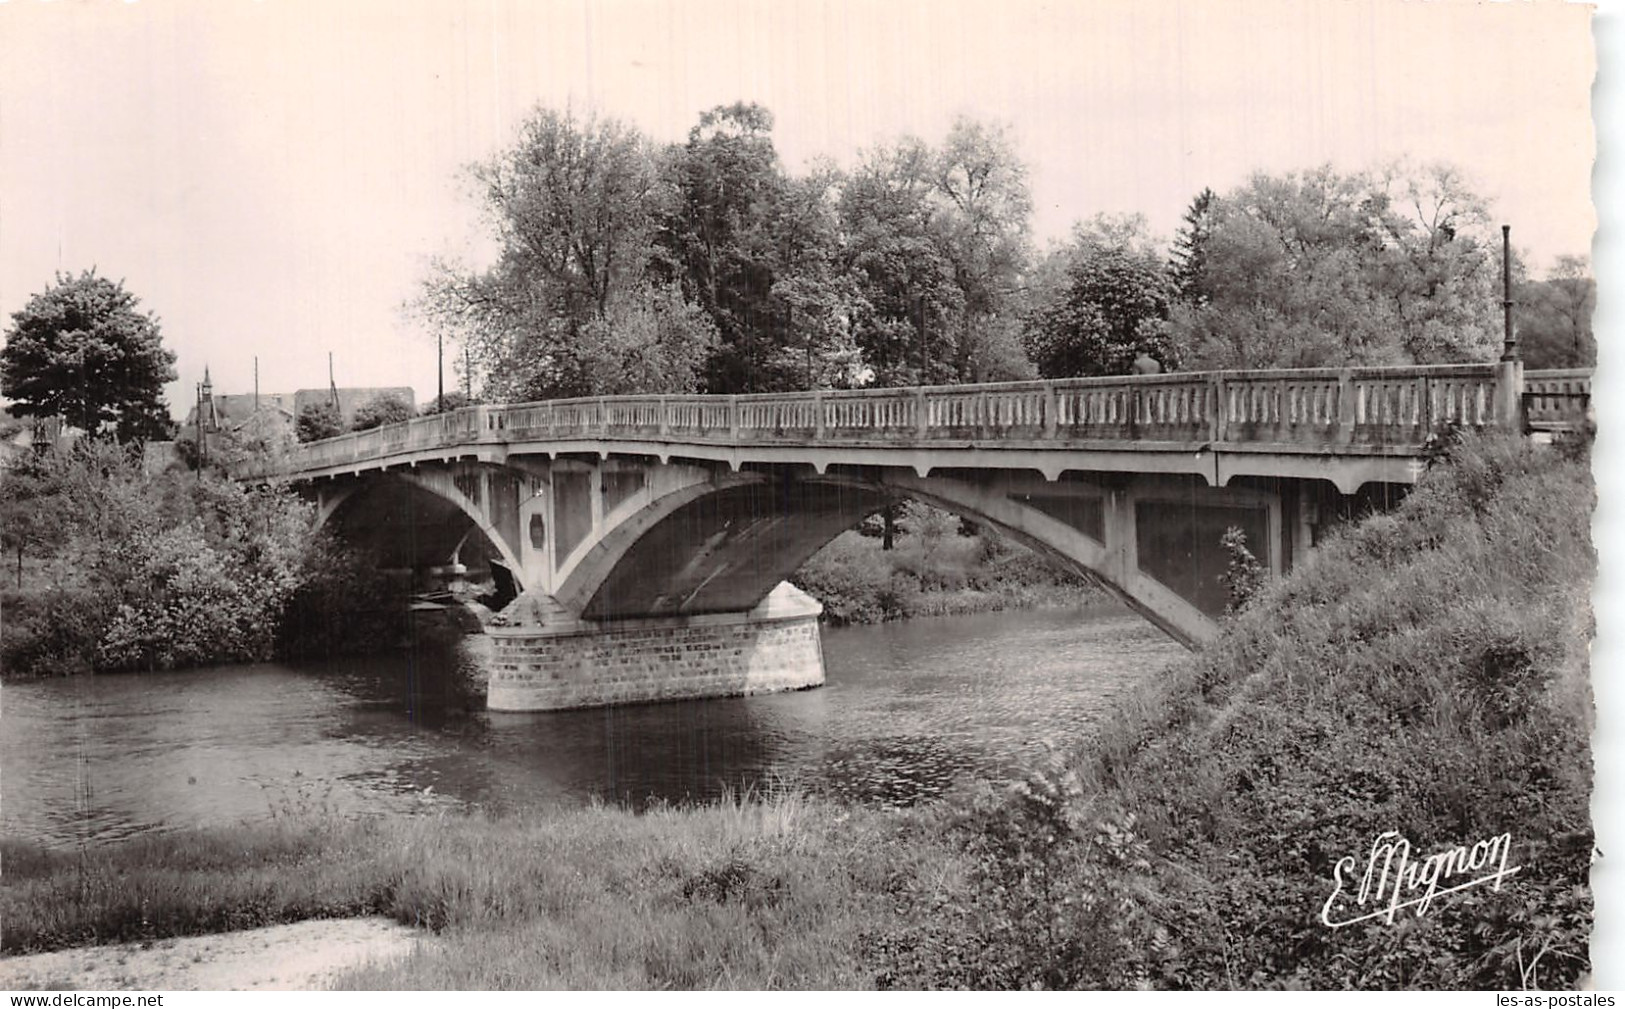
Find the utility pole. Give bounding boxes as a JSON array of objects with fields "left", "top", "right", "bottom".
[
  {"left": 437, "top": 332, "right": 445, "bottom": 411},
  {"left": 465, "top": 346, "right": 472, "bottom": 401},
  {"left": 253, "top": 356, "right": 259, "bottom": 413},
  {"left": 796, "top": 308, "right": 812, "bottom": 389},
  {"left": 916, "top": 295, "right": 927, "bottom": 385},
  {"left": 328, "top": 352, "right": 340, "bottom": 414},
  {"left": 1501, "top": 224, "right": 1519, "bottom": 362}
]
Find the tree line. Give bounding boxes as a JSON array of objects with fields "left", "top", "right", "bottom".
[
  {"left": 0, "top": 104, "right": 1595, "bottom": 447},
  {"left": 419, "top": 102, "right": 1596, "bottom": 407}
]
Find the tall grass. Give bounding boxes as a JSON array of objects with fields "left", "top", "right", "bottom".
[{"left": 2, "top": 794, "right": 955, "bottom": 990}]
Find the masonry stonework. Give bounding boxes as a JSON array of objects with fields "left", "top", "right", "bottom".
[{"left": 484, "top": 583, "right": 825, "bottom": 711}]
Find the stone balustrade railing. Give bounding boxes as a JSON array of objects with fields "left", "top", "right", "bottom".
[
  {"left": 260, "top": 363, "right": 1548, "bottom": 477},
  {"left": 1523, "top": 368, "right": 1592, "bottom": 431}
]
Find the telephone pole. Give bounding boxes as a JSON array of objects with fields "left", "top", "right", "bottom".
[{"left": 1501, "top": 225, "right": 1518, "bottom": 362}]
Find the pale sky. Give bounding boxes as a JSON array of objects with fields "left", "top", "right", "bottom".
[{"left": 0, "top": 0, "right": 1603, "bottom": 417}]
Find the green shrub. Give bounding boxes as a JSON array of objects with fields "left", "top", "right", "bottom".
[
  {"left": 351, "top": 394, "right": 414, "bottom": 432},
  {"left": 296, "top": 402, "right": 344, "bottom": 443},
  {"left": 0, "top": 448, "right": 391, "bottom": 677},
  {"left": 0, "top": 586, "right": 104, "bottom": 677},
  {"left": 792, "top": 511, "right": 1095, "bottom": 626},
  {"left": 985, "top": 432, "right": 1595, "bottom": 988}
]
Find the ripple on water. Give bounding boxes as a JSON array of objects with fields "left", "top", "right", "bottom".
[{"left": 3, "top": 605, "right": 1184, "bottom": 847}]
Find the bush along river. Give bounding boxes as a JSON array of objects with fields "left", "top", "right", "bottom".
[{"left": 1, "top": 603, "right": 1183, "bottom": 849}]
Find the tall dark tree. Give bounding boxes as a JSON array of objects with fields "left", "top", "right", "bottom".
[
  {"left": 1, "top": 270, "right": 178, "bottom": 442},
  {"left": 762, "top": 164, "right": 867, "bottom": 390},
  {"left": 655, "top": 102, "right": 791, "bottom": 393},
  {"left": 838, "top": 138, "right": 963, "bottom": 386},
  {"left": 1170, "top": 187, "right": 1217, "bottom": 306}
]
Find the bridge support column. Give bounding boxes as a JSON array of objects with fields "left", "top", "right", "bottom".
[{"left": 484, "top": 583, "right": 825, "bottom": 711}]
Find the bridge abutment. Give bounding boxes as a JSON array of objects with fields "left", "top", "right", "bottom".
[{"left": 484, "top": 583, "right": 825, "bottom": 711}]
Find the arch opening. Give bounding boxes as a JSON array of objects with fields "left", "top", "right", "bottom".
[
  {"left": 559, "top": 467, "right": 1215, "bottom": 646},
  {"left": 321, "top": 474, "right": 522, "bottom": 597}
]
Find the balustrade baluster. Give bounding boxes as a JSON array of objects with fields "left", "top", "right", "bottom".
[{"left": 267, "top": 364, "right": 1531, "bottom": 482}]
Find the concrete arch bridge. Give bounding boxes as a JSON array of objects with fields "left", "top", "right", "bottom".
[{"left": 255, "top": 362, "right": 1585, "bottom": 711}]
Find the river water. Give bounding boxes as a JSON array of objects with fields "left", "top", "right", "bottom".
[{"left": 1, "top": 605, "right": 1183, "bottom": 849}]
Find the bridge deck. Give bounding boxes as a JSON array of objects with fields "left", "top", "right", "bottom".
[{"left": 256, "top": 363, "right": 1585, "bottom": 489}]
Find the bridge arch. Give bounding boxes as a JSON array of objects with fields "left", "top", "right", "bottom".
[
  {"left": 318, "top": 470, "right": 527, "bottom": 590},
  {"left": 555, "top": 465, "right": 1221, "bottom": 646}
]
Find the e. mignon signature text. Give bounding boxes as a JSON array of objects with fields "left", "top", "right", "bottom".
[{"left": 1321, "top": 830, "right": 1520, "bottom": 929}]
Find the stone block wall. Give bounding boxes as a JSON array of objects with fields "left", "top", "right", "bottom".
[{"left": 485, "top": 586, "right": 824, "bottom": 711}]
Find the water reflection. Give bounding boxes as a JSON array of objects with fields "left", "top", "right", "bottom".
[{"left": 1, "top": 605, "right": 1183, "bottom": 849}]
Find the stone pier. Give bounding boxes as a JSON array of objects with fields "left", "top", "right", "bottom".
[{"left": 484, "top": 583, "right": 825, "bottom": 712}]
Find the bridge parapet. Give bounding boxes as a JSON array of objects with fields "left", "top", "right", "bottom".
[
  {"left": 257, "top": 361, "right": 1593, "bottom": 712},
  {"left": 258, "top": 363, "right": 1538, "bottom": 479},
  {"left": 1524, "top": 368, "right": 1592, "bottom": 433}
]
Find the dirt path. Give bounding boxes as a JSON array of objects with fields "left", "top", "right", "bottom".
[{"left": 0, "top": 918, "right": 424, "bottom": 991}]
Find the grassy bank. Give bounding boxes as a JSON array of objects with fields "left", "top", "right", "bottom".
[
  {"left": 792, "top": 505, "right": 1099, "bottom": 625},
  {"left": 1, "top": 793, "right": 946, "bottom": 989},
  {"left": 1, "top": 433, "right": 1593, "bottom": 989}
]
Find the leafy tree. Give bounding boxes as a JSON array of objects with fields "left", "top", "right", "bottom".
[
  {"left": 421, "top": 107, "right": 710, "bottom": 401},
  {"left": 422, "top": 103, "right": 1047, "bottom": 397},
  {"left": 0, "top": 453, "right": 70, "bottom": 588},
  {"left": 1168, "top": 163, "right": 1499, "bottom": 370},
  {"left": 1170, "top": 167, "right": 1388, "bottom": 369},
  {"left": 296, "top": 402, "right": 343, "bottom": 443},
  {"left": 926, "top": 117, "right": 1036, "bottom": 382},
  {"left": 837, "top": 137, "right": 963, "bottom": 386},
  {"left": 1364, "top": 161, "right": 1500, "bottom": 362},
  {"left": 831, "top": 119, "right": 1037, "bottom": 387},
  {"left": 1517, "top": 255, "right": 1595, "bottom": 369},
  {"left": 570, "top": 284, "right": 719, "bottom": 394},
  {"left": 655, "top": 102, "right": 793, "bottom": 393},
  {"left": 761, "top": 165, "right": 868, "bottom": 390},
  {"left": 350, "top": 393, "right": 413, "bottom": 431},
  {"left": 1, "top": 270, "right": 178, "bottom": 442},
  {"left": 1025, "top": 215, "right": 1173, "bottom": 378}
]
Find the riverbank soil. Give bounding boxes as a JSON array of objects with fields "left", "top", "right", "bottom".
[{"left": 0, "top": 918, "right": 423, "bottom": 991}]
